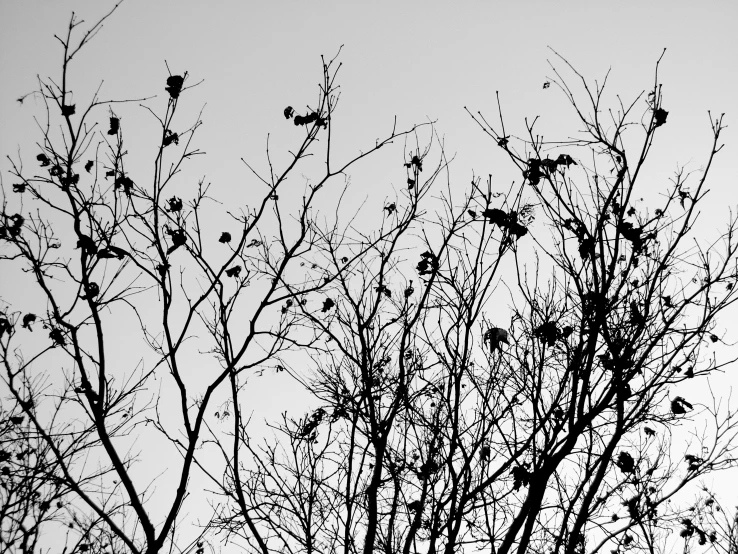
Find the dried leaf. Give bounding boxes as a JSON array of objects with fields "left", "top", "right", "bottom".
[
  {"left": 165, "top": 75, "right": 184, "bottom": 99},
  {"left": 226, "top": 265, "right": 242, "bottom": 278},
  {"left": 21, "top": 314, "right": 36, "bottom": 330},
  {"left": 108, "top": 117, "right": 119, "bottom": 135},
  {"left": 167, "top": 197, "right": 183, "bottom": 212},
  {"left": 654, "top": 108, "right": 668, "bottom": 127},
  {"left": 163, "top": 129, "right": 179, "bottom": 147}
]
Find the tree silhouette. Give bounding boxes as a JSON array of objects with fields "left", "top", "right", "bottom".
[
  {"left": 2, "top": 9, "right": 738, "bottom": 554},
  {"left": 0, "top": 8, "right": 424, "bottom": 554},
  {"left": 205, "top": 54, "right": 738, "bottom": 554}
]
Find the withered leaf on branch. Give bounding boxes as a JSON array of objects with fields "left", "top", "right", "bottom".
[
  {"left": 37, "top": 154, "right": 51, "bottom": 167},
  {"left": 60, "top": 172, "right": 79, "bottom": 190},
  {"left": 616, "top": 451, "right": 636, "bottom": 474},
  {"left": 534, "top": 321, "right": 560, "bottom": 347},
  {"left": 114, "top": 175, "right": 134, "bottom": 195},
  {"left": 97, "top": 245, "right": 127, "bottom": 260},
  {"left": 108, "top": 117, "right": 119, "bottom": 135},
  {"left": 300, "top": 411, "right": 326, "bottom": 438},
  {"left": 76, "top": 234, "right": 98, "bottom": 255},
  {"left": 12, "top": 184, "right": 26, "bottom": 193},
  {"left": 61, "top": 104, "right": 76, "bottom": 117},
  {"left": 579, "top": 237, "right": 595, "bottom": 260},
  {"left": 654, "top": 108, "right": 669, "bottom": 127},
  {"left": 284, "top": 106, "right": 294, "bottom": 119},
  {"left": 0, "top": 316, "right": 11, "bottom": 337},
  {"left": 404, "top": 281, "right": 414, "bottom": 298},
  {"left": 484, "top": 327, "right": 509, "bottom": 352},
  {"left": 321, "top": 298, "right": 335, "bottom": 313},
  {"left": 630, "top": 301, "right": 645, "bottom": 326},
  {"left": 555, "top": 153, "right": 577, "bottom": 167},
  {"left": 417, "top": 459, "right": 439, "bottom": 479},
  {"left": 166, "top": 228, "right": 187, "bottom": 255},
  {"left": 684, "top": 454, "right": 704, "bottom": 472},
  {"left": 508, "top": 221, "right": 528, "bottom": 238},
  {"left": 218, "top": 232, "right": 231, "bottom": 243},
  {"left": 404, "top": 155, "right": 423, "bottom": 171},
  {"left": 511, "top": 464, "right": 531, "bottom": 490},
  {"left": 225, "top": 265, "right": 242, "bottom": 278},
  {"left": 165, "top": 75, "right": 184, "bottom": 99},
  {"left": 671, "top": 396, "right": 693, "bottom": 415},
  {"left": 85, "top": 160, "right": 94, "bottom": 173},
  {"left": 294, "top": 111, "right": 323, "bottom": 126},
  {"left": 416, "top": 251, "right": 439, "bottom": 277},
  {"left": 6, "top": 214, "right": 25, "bottom": 238},
  {"left": 21, "top": 314, "right": 36, "bottom": 330},
  {"left": 524, "top": 159, "right": 543, "bottom": 186},
  {"left": 49, "top": 328, "right": 66, "bottom": 346},
  {"left": 482, "top": 208, "right": 528, "bottom": 238},
  {"left": 407, "top": 500, "right": 422, "bottom": 511},
  {"left": 300, "top": 418, "right": 318, "bottom": 439},
  {"left": 540, "top": 158, "right": 558, "bottom": 173},
  {"left": 167, "top": 197, "right": 183, "bottom": 212},
  {"left": 374, "top": 284, "right": 391, "bottom": 298},
  {"left": 163, "top": 129, "right": 179, "bottom": 147},
  {"left": 482, "top": 208, "right": 507, "bottom": 226},
  {"left": 81, "top": 282, "right": 100, "bottom": 300},
  {"left": 524, "top": 155, "right": 576, "bottom": 184}
]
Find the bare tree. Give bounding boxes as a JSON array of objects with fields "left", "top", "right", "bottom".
[
  {"left": 3, "top": 7, "right": 738, "bottom": 554},
  {"left": 692, "top": 494, "right": 738, "bottom": 554},
  {"left": 207, "top": 52, "right": 738, "bottom": 554},
  {"left": 0, "top": 396, "right": 69, "bottom": 554},
  {"left": 0, "top": 8, "right": 423, "bottom": 554}
]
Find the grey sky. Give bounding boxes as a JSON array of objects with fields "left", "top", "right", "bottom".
[{"left": 2, "top": 0, "right": 737, "bottom": 191}]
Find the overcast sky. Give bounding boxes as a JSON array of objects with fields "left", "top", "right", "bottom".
[
  {"left": 2, "top": 0, "right": 737, "bottom": 195},
  {"left": 2, "top": 0, "right": 738, "bottom": 548},
  {"left": 3, "top": 0, "right": 737, "bottom": 383}
]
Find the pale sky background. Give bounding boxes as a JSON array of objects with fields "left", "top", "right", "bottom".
[{"left": 2, "top": 0, "right": 738, "bottom": 549}]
